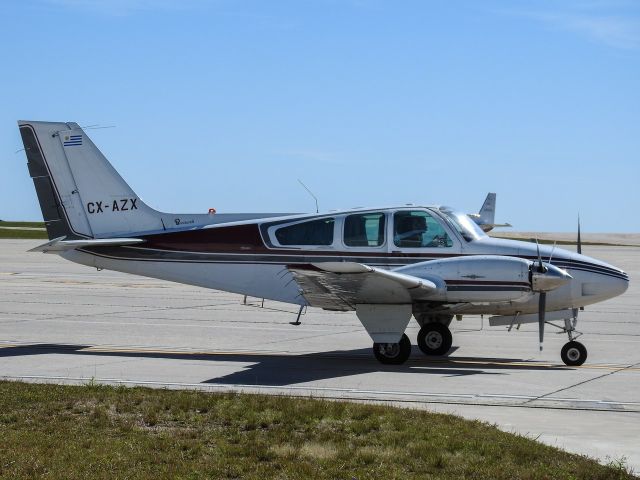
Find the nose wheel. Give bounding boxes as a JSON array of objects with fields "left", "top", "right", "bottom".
[
  {"left": 558, "top": 314, "right": 587, "bottom": 366},
  {"left": 373, "top": 333, "right": 412, "bottom": 365},
  {"left": 561, "top": 341, "right": 587, "bottom": 366}
]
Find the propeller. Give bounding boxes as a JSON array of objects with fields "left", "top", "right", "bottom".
[
  {"left": 538, "top": 291, "right": 546, "bottom": 351},
  {"left": 534, "top": 237, "right": 546, "bottom": 273},
  {"left": 577, "top": 215, "right": 582, "bottom": 254},
  {"left": 534, "top": 238, "right": 546, "bottom": 351},
  {"left": 531, "top": 238, "right": 569, "bottom": 352}
]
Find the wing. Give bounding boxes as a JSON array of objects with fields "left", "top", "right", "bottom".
[{"left": 288, "top": 262, "right": 437, "bottom": 311}]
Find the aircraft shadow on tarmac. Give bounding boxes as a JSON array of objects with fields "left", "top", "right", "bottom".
[{"left": 0, "top": 343, "right": 572, "bottom": 387}]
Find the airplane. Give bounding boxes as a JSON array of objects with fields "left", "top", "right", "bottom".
[
  {"left": 468, "top": 192, "right": 512, "bottom": 232},
  {"left": 18, "top": 121, "right": 629, "bottom": 367}
]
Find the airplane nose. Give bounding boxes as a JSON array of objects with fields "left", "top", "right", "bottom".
[
  {"left": 613, "top": 270, "right": 630, "bottom": 296},
  {"left": 604, "top": 262, "right": 629, "bottom": 297},
  {"left": 579, "top": 261, "right": 629, "bottom": 301}
]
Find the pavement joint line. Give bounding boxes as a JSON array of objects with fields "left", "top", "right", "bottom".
[
  {"left": 0, "top": 318, "right": 344, "bottom": 332},
  {"left": 2, "top": 375, "right": 639, "bottom": 412},
  {"left": 522, "top": 361, "right": 640, "bottom": 405}
]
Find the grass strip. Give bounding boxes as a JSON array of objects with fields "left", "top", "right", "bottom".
[
  {"left": 0, "top": 229, "right": 48, "bottom": 239},
  {"left": 0, "top": 221, "right": 47, "bottom": 239},
  {"left": 0, "top": 221, "right": 45, "bottom": 228},
  {"left": 0, "top": 381, "right": 635, "bottom": 479}
]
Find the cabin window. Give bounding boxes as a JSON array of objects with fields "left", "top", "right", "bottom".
[
  {"left": 275, "top": 218, "right": 335, "bottom": 246},
  {"left": 344, "top": 212, "right": 386, "bottom": 247},
  {"left": 394, "top": 211, "right": 453, "bottom": 248}
]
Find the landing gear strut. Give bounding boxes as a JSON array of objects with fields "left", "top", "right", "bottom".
[
  {"left": 560, "top": 315, "right": 587, "bottom": 366},
  {"left": 417, "top": 322, "right": 453, "bottom": 356},
  {"left": 373, "top": 333, "right": 412, "bottom": 365}
]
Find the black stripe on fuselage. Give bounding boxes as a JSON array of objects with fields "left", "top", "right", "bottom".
[
  {"left": 446, "top": 286, "right": 530, "bottom": 292},
  {"left": 520, "top": 256, "right": 627, "bottom": 280},
  {"left": 78, "top": 246, "right": 627, "bottom": 281}
]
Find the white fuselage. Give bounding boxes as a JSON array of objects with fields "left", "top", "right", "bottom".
[{"left": 61, "top": 206, "right": 629, "bottom": 318}]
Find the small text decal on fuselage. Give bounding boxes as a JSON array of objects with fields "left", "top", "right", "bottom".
[{"left": 174, "top": 218, "right": 195, "bottom": 226}]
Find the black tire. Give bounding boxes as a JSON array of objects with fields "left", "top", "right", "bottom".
[
  {"left": 373, "top": 333, "right": 412, "bottom": 365},
  {"left": 417, "top": 322, "right": 453, "bottom": 356},
  {"left": 561, "top": 341, "right": 587, "bottom": 366}
]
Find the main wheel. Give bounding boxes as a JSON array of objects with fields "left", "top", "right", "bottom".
[
  {"left": 373, "top": 333, "right": 412, "bottom": 365},
  {"left": 417, "top": 322, "right": 452, "bottom": 356},
  {"left": 561, "top": 341, "right": 587, "bottom": 366}
]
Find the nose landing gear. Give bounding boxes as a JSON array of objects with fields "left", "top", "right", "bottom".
[
  {"left": 561, "top": 340, "right": 587, "bottom": 366},
  {"left": 560, "top": 315, "right": 587, "bottom": 366}
]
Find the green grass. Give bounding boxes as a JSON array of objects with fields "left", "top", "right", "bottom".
[
  {"left": 0, "top": 220, "right": 45, "bottom": 228},
  {"left": 0, "top": 381, "right": 634, "bottom": 479},
  {"left": 0, "top": 220, "right": 47, "bottom": 239},
  {"left": 0, "top": 228, "right": 48, "bottom": 239}
]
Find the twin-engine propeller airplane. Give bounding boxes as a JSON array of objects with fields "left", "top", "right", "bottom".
[{"left": 19, "top": 121, "right": 629, "bottom": 366}]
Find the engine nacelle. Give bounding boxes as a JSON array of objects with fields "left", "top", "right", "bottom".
[{"left": 397, "top": 255, "right": 533, "bottom": 303}]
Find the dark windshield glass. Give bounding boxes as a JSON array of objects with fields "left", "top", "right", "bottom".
[
  {"left": 275, "top": 218, "right": 335, "bottom": 245},
  {"left": 393, "top": 210, "right": 453, "bottom": 248},
  {"left": 344, "top": 212, "right": 385, "bottom": 247}
]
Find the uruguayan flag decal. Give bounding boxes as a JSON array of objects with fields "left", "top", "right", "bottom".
[{"left": 63, "top": 134, "right": 82, "bottom": 147}]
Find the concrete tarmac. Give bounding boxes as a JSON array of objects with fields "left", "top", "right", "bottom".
[{"left": 1, "top": 239, "right": 639, "bottom": 471}]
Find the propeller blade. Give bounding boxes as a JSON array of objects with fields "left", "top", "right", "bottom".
[
  {"left": 535, "top": 238, "right": 544, "bottom": 272},
  {"left": 548, "top": 241, "right": 557, "bottom": 264},
  {"left": 538, "top": 292, "right": 546, "bottom": 351},
  {"left": 577, "top": 215, "right": 582, "bottom": 254}
]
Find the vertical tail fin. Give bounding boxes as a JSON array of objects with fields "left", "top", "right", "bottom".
[
  {"left": 19, "top": 121, "right": 164, "bottom": 239},
  {"left": 478, "top": 192, "right": 496, "bottom": 224}
]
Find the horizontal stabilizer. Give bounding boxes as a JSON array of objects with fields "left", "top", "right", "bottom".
[{"left": 29, "top": 236, "right": 144, "bottom": 253}]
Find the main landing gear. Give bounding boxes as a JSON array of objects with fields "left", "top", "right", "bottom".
[
  {"left": 415, "top": 314, "right": 453, "bottom": 356},
  {"left": 371, "top": 321, "right": 454, "bottom": 366},
  {"left": 417, "top": 323, "right": 452, "bottom": 356},
  {"left": 373, "top": 334, "right": 412, "bottom": 365}
]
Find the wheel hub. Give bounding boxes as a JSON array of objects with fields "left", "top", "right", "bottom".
[
  {"left": 566, "top": 347, "right": 580, "bottom": 361},
  {"left": 379, "top": 343, "right": 400, "bottom": 358},
  {"left": 426, "top": 332, "right": 443, "bottom": 349}
]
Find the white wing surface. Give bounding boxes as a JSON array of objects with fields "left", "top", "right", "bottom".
[{"left": 288, "top": 262, "right": 437, "bottom": 310}]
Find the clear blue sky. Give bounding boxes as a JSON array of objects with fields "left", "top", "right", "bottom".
[{"left": 1, "top": 0, "right": 638, "bottom": 232}]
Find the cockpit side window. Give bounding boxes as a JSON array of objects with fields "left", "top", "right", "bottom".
[
  {"left": 344, "top": 212, "right": 385, "bottom": 247},
  {"left": 393, "top": 211, "right": 453, "bottom": 248},
  {"left": 274, "top": 218, "right": 335, "bottom": 246}
]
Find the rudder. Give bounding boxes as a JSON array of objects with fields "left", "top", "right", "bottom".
[
  {"left": 19, "top": 121, "right": 164, "bottom": 239},
  {"left": 478, "top": 192, "right": 496, "bottom": 224}
]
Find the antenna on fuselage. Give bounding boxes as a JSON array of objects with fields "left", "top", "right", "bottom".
[{"left": 297, "top": 179, "right": 319, "bottom": 213}]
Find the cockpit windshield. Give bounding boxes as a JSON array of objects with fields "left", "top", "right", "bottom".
[{"left": 436, "top": 207, "right": 487, "bottom": 242}]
